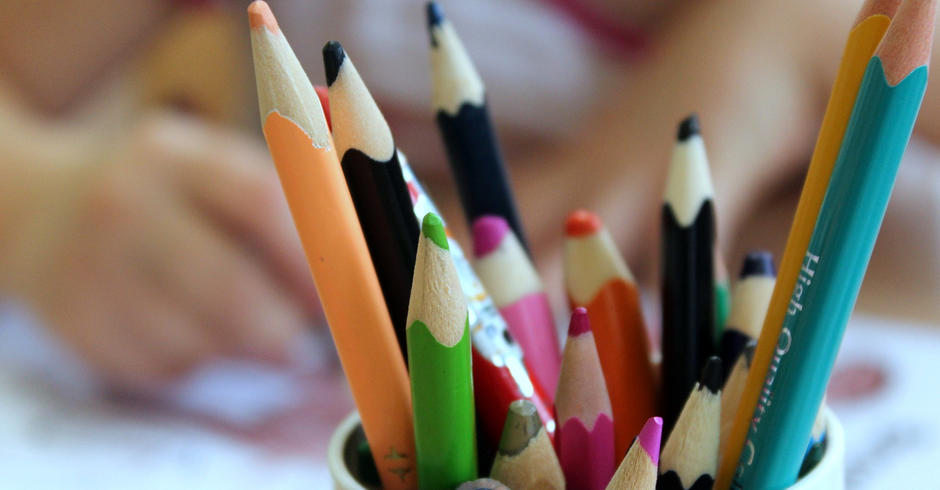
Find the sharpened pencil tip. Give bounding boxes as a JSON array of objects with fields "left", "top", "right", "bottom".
[
  {"left": 471, "top": 215, "right": 510, "bottom": 258},
  {"left": 422, "top": 213, "right": 449, "bottom": 250},
  {"left": 739, "top": 251, "right": 776, "bottom": 278},
  {"left": 638, "top": 417, "right": 663, "bottom": 465},
  {"left": 700, "top": 356, "right": 723, "bottom": 394},
  {"left": 677, "top": 114, "right": 700, "bottom": 141},
  {"left": 567, "top": 307, "right": 591, "bottom": 336},
  {"left": 743, "top": 340, "right": 757, "bottom": 366},
  {"left": 247, "top": 1, "right": 279, "bottom": 32},
  {"left": 322, "top": 41, "right": 346, "bottom": 87},
  {"left": 565, "top": 209, "right": 602, "bottom": 237},
  {"left": 499, "top": 400, "right": 541, "bottom": 455},
  {"left": 427, "top": 2, "right": 445, "bottom": 27}
]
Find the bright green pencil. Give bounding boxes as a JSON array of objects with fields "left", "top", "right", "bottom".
[
  {"left": 732, "top": 0, "right": 934, "bottom": 487},
  {"left": 408, "top": 212, "right": 477, "bottom": 488}
]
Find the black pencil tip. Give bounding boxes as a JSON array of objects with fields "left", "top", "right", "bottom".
[
  {"left": 700, "top": 356, "right": 723, "bottom": 394},
  {"left": 740, "top": 251, "right": 776, "bottom": 278},
  {"left": 426, "top": 2, "right": 445, "bottom": 27},
  {"left": 743, "top": 340, "right": 758, "bottom": 366},
  {"left": 677, "top": 113, "right": 700, "bottom": 141},
  {"left": 322, "top": 41, "right": 346, "bottom": 87}
]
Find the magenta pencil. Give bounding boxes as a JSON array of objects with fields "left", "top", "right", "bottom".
[
  {"left": 472, "top": 215, "right": 561, "bottom": 397},
  {"left": 607, "top": 417, "right": 663, "bottom": 490},
  {"left": 555, "top": 308, "right": 615, "bottom": 490}
]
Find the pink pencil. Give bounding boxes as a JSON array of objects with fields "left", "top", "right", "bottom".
[
  {"left": 555, "top": 308, "right": 615, "bottom": 489},
  {"left": 607, "top": 417, "right": 662, "bottom": 490},
  {"left": 472, "top": 215, "right": 561, "bottom": 397}
]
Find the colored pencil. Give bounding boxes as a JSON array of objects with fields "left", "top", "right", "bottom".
[
  {"left": 426, "top": 2, "right": 529, "bottom": 251},
  {"left": 323, "top": 41, "right": 421, "bottom": 361},
  {"left": 715, "top": 1, "right": 901, "bottom": 485},
  {"left": 490, "top": 400, "right": 566, "bottom": 490},
  {"left": 564, "top": 209, "right": 658, "bottom": 459},
  {"left": 397, "top": 158, "right": 554, "bottom": 466},
  {"left": 472, "top": 215, "right": 561, "bottom": 397},
  {"left": 408, "top": 212, "right": 477, "bottom": 488},
  {"left": 718, "top": 340, "right": 756, "bottom": 465},
  {"left": 456, "top": 479, "right": 510, "bottom": 490},
  {"left": 732, "top": 1, "right": 934, "bottom": 486},
  {"left": 556, "top": 307, "right": 615, "bottom": 490},
  {"left": 719, "top": 252, "right": 775, "bottom": 379},
  {"left": 661, "top": 114, "right": 716, "bottom": 434},
  {"left": 713, "top": 251, "right": 731, "bottom": 345},
  {"left": 247, "top": 3, "right": 414, "bottom": 487},
  {"left": 658, "top": 357, "right": 722, "bottom": 490},
  {"left": 607, "top": 417, "right": 663, "bottom": 490}
]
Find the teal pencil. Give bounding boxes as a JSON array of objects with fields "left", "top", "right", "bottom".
[
  {"left": 408, "top": 213, "right": 477, "bottom": 488},
  {"left": 732, "top": 0, "right": 935, "bottom": 487}
]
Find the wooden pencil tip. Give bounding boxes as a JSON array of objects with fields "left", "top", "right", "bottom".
[
  {"left": 472, "top": 215, "right": 510, "bottom": 258},
  {"left": 565, "top": 209, "right": 602, "bottom": 237},
  {"left": 638, "top": 416, "right": 663, "bottom": 465},
  {"left": 677, "top": 113, "right": 700, "bottom": 141},
  {"left": 739, "top": 251, "right": 776, "bottom": 278},
  {"left": 247, "top": 1, "right": 279, "bottom": 32},
  {"left": 422, "top": 213, "right": 449, "bottom": 250},
  {"left": 567, "top": 307, "right": 591, "bottom": 336},
  {"left": 427, "top": 2, "right": 445, "bottom": 28},
  {"left": 322, "top": 41, "right": 346, "bottom": 87},
  {"left": 700, "top": 356, "right": 723, "bottom": 394}
]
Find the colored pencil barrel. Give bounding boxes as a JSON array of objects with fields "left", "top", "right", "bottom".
[
  {"left": 247, "top": 3, "right": 415, "bottom": 487},
  {"left": 426, "top": 2, "right": 529, "bottom": 251},
  {"left": 473, "top": 215, "right": 561, "bottom": 397},
  {"left": 324, "top": 41, "right": 421, "bottom": 362},
  {"left": 732, "top": 18, "right": 933, "bottom": 488},
  {"left": 408, "top": 213, "right": 477, "bottom": 488},
  {"left": 556, "top": 308, "right": 615, "bottom": 490},
  {"left": 661, "top": 115, "right": 716, "bottom": 434},
  {"left": 564, "top": 210, "right": 658, "bottom": 459},
  {"left": 732, "top": 4, "right": 932, "bottom": 482},
  {"left": 715, "top": 2, "right": 898, "bottom": 485}
]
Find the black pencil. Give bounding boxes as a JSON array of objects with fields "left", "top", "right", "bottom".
[
  {"left": 719, "top": 251, "right": 775, "bottom": 379},
  {"left": 324, "top": 41, "right": 421, "bottom": 361},
  {"left": 425, "top": 2, "right": 529, "bottom": 252},
  {"left": 657, "top": 356, "right": 722, "bottom": 490},
  {"left": 661, "top": 114, "right": 716, "bottom": 434}
]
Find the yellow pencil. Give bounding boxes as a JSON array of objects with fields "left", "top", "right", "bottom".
[{"left": 715, "top": 0, "right": 900, "bottom": 487}]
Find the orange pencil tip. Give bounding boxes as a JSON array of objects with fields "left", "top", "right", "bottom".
[
  {"left": 565, "top": 209, "right": 602, "bottom": 237},
  {"left": 248, "top": 1, "right": 279, "bottom": 32}
]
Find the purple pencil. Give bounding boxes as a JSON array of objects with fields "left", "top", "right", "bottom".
[{"left": 608, "top": 417, "right": 663, "bottom": 489}]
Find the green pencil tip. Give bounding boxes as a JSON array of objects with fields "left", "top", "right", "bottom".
[{"left": 422, "top": 213, "right": 449, "bottom": 250}]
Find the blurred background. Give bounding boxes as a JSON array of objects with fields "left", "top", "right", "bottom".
[{"left": 0, "top": 0, "right": 938, "bottom": 487}]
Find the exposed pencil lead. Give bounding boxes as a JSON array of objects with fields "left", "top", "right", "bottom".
[
  {"left": 700, "top": 356, "right": 723, "bottom": 394},
  {"left": 740, "top": 251, "right": 776, "bottom": 278},
  {"left": 322, "top": 41, "right": 346, "bottom": 87},
  {"left": 743, "top": 340, "right": 758, "bottom": 366},
  {"left": 677, "top": 113, "right": 700, "bottom": 141},
  {"left": 427, "top": 2, "right": 445, "bottom": 28},
  {"left": 567, "top": 307, "right": 591, "bottom": 336}
]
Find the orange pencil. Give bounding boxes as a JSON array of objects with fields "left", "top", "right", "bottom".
[
  {"left": 564, "top": 210, "right": 657, "bottom": 459},
  {"left": 247, "top": 2, "right": 415, "bottom": 488}
]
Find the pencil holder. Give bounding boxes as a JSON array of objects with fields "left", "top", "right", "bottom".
[{"left": 327, "top": 408, "right": 844, "bottom": 489}]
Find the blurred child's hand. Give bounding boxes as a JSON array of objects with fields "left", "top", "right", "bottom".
[{"left": 0, "top": 112, "right": 318, "bottom": 391}]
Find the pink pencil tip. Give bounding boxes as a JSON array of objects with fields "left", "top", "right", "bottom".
[
  {"left": 638, "top": 417, "right": 663, "bottom": 465},
  {"left": 567, "top": 307, "right": 591, "bottom": 336},
  {"left": 247, "top": 1, "right": 280, "bottom": 32},
  {"left": 472, "top": 215, "right": 511, "bottom": 257}
]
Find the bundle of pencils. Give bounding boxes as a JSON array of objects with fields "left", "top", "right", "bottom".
[{"left": 244, "top": 0, "right": 936, "bottom": 488}]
